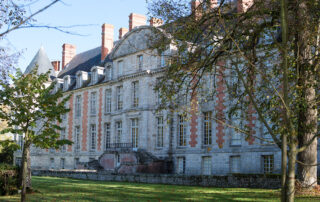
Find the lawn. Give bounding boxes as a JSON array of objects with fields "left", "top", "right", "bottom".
[{"left": 0, "top": 176, "right": 319, "bottom": 202}]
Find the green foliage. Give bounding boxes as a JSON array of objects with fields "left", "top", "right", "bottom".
[
  {"left": 0, "top": 163, "right": 19, "bottom": 196},
  {"left": 0, "top": 140, "right": 19, "bottom": 164},
  {"left": 0, "top": 68, "right": 73, "bottom": 149}
]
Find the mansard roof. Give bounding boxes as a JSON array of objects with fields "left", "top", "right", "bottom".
[
  {"left": 24, "top": 46, "right": 56, "bottom": 79},
  {"left": 58, "top": 46, "right": 101, "bottom": 78}
]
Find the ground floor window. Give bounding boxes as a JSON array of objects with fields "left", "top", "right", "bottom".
[
  {"left": 60, "top": 158, "right": 65, "bottom": 169},
  {"left": 177, "top": 157, "right": 186, "bottom": 174},
  {"left": 15, "top": 157, "right": 22, "bottom": 167},
  {"left": 202, "top": 156, "right": 212, "bottom": 175},
  {"left": 131, "top": 118, "right": 139, "bottom": 148},
  {"left": 230, "top": 156, "right": 241, "bottom": 173},
  {"left": 262, "top": 155, "right": 274, "bottom": 174},
  {"left": 74, "top": 158, "right": 79, "bottom": 169},
  {"left": 50, "top": 158, "right": 54, "bottom": 169}
]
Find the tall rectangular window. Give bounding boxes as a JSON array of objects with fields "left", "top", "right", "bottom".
[
  {"left": 18, "top": 135, "right": 23, "bottom": 150},
  {"left": 116, "top": 86, "right": 123, "bottom": 110},
  {"left": 90, "top": 92, "right": 97, "bottom": 115},
  {"left": 118, "top": 60, "right": 123, "bottom": 76},
  {"left": 106, "top": 66, "right": 112, "bottom": 80},
  {"left": 90, "top": 124, "right": 96, "bottom": 151},
  {"left": 91, "top": 69, "right": 97, "bottom": 84},
  {"left": 178, "top": 115, "right": 187, "bottom": 147},
  {"left": 202, "top": 156, "right": 212, "bottom": 175},
  {"left": 230, "top": 156, "right": 241, "bottom": 173},
  {"left": 132, "top": 81, "right": 139, "bottom": 107},
  {"left": 262, "top": 155, "right": 274, "bottom": 174},
  {"left": 75, "top": 126, "right": 80, "bottom": 152},
  {"left": 75, "top": 95, "right": 81, "bottom": 118},
  {"left": 203, "top": 112, "right": 212, "bottom": 145},
  {"left": 131, "top": 118, "right": 139, "bottom": 148},
  {"left": 63, "top": 78, "right": 68, "bottom": 91},
  {"left": 160, "top": 53, "right": 166, "bottom": 67},
  {"left": 116, "top": 121, "right": 122, "bottom": 144},
  {"left": 105, "top": 89, "right": 112, "bottom": 113},
  {"left": 60, "top": 158, "right": 65, "bottom": 169},
  {"left": 60, "top": 128, "right": 66, "bottom": 153},
  {"left": 156, "top": 116, "right": 164, "bottom": 148},
  {"left": 76, "top": 74, "right": 81, "bottom": 88},
  {"left": 177, "top": 157, "right": 186, "bottom": 174},
  {"left": 231, "top": 131, "right": 241, "bottom": 146},
  {"left": 137, "top": 55, "right": 143, "bottom": 70},
  {"left": 105, "top": 123, "right": 111, "bottom": 149},
  {"left": 50, "top": 158, "right": 55, "bottom": 169}
]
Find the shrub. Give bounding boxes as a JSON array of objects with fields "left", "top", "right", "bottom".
[{"left": 0, "top": 163, "right": 20, "bottom": 195}]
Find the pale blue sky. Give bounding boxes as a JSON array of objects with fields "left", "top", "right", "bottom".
[{"left": 3, "top": 0, "right": 149, "bottom": 71}]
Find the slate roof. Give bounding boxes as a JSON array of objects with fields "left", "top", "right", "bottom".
[
  {"left": 58, "top": 46, "right": 102, "bottom": 78},
  {"left": 24, "top": 46, "right": 56, "bottom": 78}
]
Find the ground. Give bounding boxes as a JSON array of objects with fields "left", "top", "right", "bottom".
[{"left": 1, "top": 176, "right": 320, "bottom": 201}]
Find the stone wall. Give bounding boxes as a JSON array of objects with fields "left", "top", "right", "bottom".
[{"left": 32, "top": 170, "right": 281, "bottom": 189}]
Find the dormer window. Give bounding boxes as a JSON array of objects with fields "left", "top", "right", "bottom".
[
  {"left": 137, "top": 55, "right": 143, "bottom": 70},
  {"left": 76, "top": 74, "right": 81, "bottom": 88},
  {"left": 63, "top": 77, "right": 69, "bottom": 91},
  {"left": 105, "top": 65, "right": 112, "bottom": 81},
  {"left": 76, "top": 71, "right": 89, "bottom": 88},
  {"left": 91, "top": 69, "right": 97, "bottom": 84}
]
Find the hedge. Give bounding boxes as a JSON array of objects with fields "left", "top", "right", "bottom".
[{"left": 0, "top": 163, "right": 20, "bottom": 196}]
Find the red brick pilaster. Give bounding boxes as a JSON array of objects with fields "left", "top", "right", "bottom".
[
  {"left": 82, "top": 91, "right": 88, "bottom": 151},
  {"left": 98, "top": 88, "right": 103, "bottom": 151},
  {"left": 67, "top": 94, "right": 74, "bottom": 152},
  {"left": 215, "top": 64, "right": 226, "bottom": 148}
]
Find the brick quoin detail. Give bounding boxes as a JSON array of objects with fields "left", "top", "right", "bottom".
[
  {"left": 82, "top": 91, "right": 88, "bottom": 151},
  {"left": 215, "top": 64, "right": 226, "bottom": 148},
  {"left": 97, "top": 88, "right": 103, "bottom": 151},
  {"left": 246, "top": 102, "right": 256, "bottom": 145},
  {"left": 189, "top": 87, "right": 198, "bottom": 147},
  {"left": 67, "top": 94, "right": 74, "bottom": 152}
]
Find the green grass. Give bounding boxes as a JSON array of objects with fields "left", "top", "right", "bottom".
[{"left": 0, "top": 176, "right": 319, "bottom": 202}]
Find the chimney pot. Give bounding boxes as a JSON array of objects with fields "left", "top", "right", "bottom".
[
  {"left": 129, "top": 13, "right": 147, "bottom": 31},
  {"left": 101, "top": 23, "right": 114, "bottom": 61},
  {"left": 51, "top": 61, "right": 60, "bottom": 71},
  {"left": 62, "top": 44, "right": 76, "bottom": 69}
]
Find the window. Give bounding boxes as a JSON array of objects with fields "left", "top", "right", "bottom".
[
  {"left": 178, "top": 115, "right": 187, "bottom": 147},
  {"left": 262, "top": 155, "right": 274, "bottom": 174},
  {"left": 60, "top": 158, "right": 65, "bottom": 169},
  {"left": 105, "top": 89, "right": 112, "bottom": 113},
  {"left": 50, "top": 158, "right": 55, "bottom": 169},
  {"left": 90, "top": 92, "right": 97, "bottom": 115},
  {"left": 74, "top": 158, "right": 79, "bottom": 169},
  {"left": 105, "top": 123, "right": 111, "bottom": 149},
  {"left": 18, "top": 135, "right": 23, "bottom": 150},
  {"left": 137, "top": 55, "right": 143, "bottom": 70},
  {"left": 231, "top": 131, "right": 241, "bottom": 146},
  {"left": 177, "top": 157, "right": 186, "bottom": 174},
  {"left": 75, "top": 95, "right": 81, "bottom": 118},
  {"left": 60, "top": 128, "right": 66, "bottom": 153},
  {"left": 230, "top": 156, "right": 241, "bottom": 173},
  {"left": 63, "top": 78, "right": 68, "bottom": 91},
  {"left": 261, "top": 122, "right": 273, "bottom": 144},
  {"left": 132, "top": 81, "right": 139, "bottom": 107},
  {"left": 230, "top": 115, "right": 241, "bottom": 146},
  {"left": 155, "top": 77, "right": 163, "bottom": 105},
  {"left": 106, "top": 66, "right": 112, "bottom": 80},
  {"left": 156, "top": 116, "right": 164, "bottom": 148},
  {"left": 91, "top": 69, "right": 97, "bottom": 84},
  {"left": 160, "top": 53, "right": 166, "bottom": 67},
  {"left": 131, "top": 118, "right": 139, "bottom": 148},
  {"left": 76, "top": 74, "right": 81, "bottom": 88},
  {"left": 203, "top": 112, "right": 212, "bottom": 145},
  {"left": 116, "top": 121, "right": 122, "bottom": 144},
  {"left": 116, "top": 86, "right": 123, "bottom": 110},
  {"left": 118, "top": 60, "right": 123, "bottom": 76},
  {"left": 90, "top": 124, "right": 96, "bottom": 151},
  {"left": 15, "top": 157, "right": 22, "bottom": 167},
  {"left": 202, "top": 156, "right": 212, "bottom": 175},
  {"left": 75, "top": 126, "right": 80, "bottom": 152}
]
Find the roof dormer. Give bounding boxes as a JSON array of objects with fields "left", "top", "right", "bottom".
[
  {"left": 90, "top": 66, "right": 104, "bottom": 85},
  {"left": 54, "top": 78, "right": 64, "bottom": 93},
  {"left": 63, "top": 75, "right": 72, "bottom": 91},
  {"left": 76, "top": 71, "right": 89, "bottom": 89}
]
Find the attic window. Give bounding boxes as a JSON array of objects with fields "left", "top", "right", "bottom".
[
  {"left": 63, "top": 77, "right": 68, "bottom": 91},
  {"left": 106, "top": 65, "right": 112, "bottom": 81},
  {"left": 76, "top": 74, "right": 82, "bottom": 88},
  {"left": 92, "top": 69, "right": 97, "bottom": 84}
]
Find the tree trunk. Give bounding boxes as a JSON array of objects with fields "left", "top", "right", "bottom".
[
  {"left": 286, "top": 146, "right": 297, "bottom": 202},
  {"left": 20, "top": 142, "right": 30, "bottom": 202},
  {"left": 281, "top": 134, "right": 288, "bottom": 202}
]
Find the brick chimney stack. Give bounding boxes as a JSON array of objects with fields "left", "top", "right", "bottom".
[
  {"left": 119, "top": 27, "right": 128, "bottom": 39},
  {"left": 191, "top": 0, "right": 218, "bottom": 19},
  {"left": 150, "top": 17, "right": 163, "bottom": 27},
  {"left": 51, "top": 61, "right": 60, "bottom": 71},
  {"left": 62, "top": 44, "right": 76, "bottom": 69},
  {"left": 237, "top": 0, "right": 254, "bottom": 13},
  {"left": 129, "top": 13, "right": 147, "bottom": 31},
  {"left": 101, "top": 23, "right": 114, "bottom": 61}
]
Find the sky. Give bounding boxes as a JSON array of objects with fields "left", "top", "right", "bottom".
[{"left": 2, "top": 0, "right": 149, "bottom": 72}]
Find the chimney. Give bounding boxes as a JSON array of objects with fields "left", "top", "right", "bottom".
[
  {"left": 237, "top": 0, "right": 254, "bottom": 13},
  {"left": 101, "top": 23, "right": 114, "bottom": 61},
  {"left": 150, "top": 17, "right": 163, "bottom": 27},
  {"left": 51, "top": 61, "right": 60, "bottom": 71},
  {"left": 119, "top": 27, "right": 128, "bottom": 39},
  {"left": 191, "top": 0, "right": 202, "bottom": 19},
  {"left": 62, "top": 44, "right": 76, "bottom": 69},
  {"left": 129, "top": 13, "right": 147, "bottom": 31},
  {"left": 191, "top": 0, "right": 218, "bottom": 19}
]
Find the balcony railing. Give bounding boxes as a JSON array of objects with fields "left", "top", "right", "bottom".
[{"left": 106, "top": 143, "right": 133, "bottom": 149}]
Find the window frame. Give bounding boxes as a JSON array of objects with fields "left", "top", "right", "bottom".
[
  {"left": 203, "top": 111, "right": 213, "bottom": 146},
  {"left": 178, "top": 115, "right": 187, "bottom": 147},
  {"left": 90, "top": 92, "right": 97, "bottom": 115},
  {"left": 156, "top": 116, "right": 164, "bottom": 148},
  {"left": 90, "top": 124, "right": 97, "bottom": 151}
]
